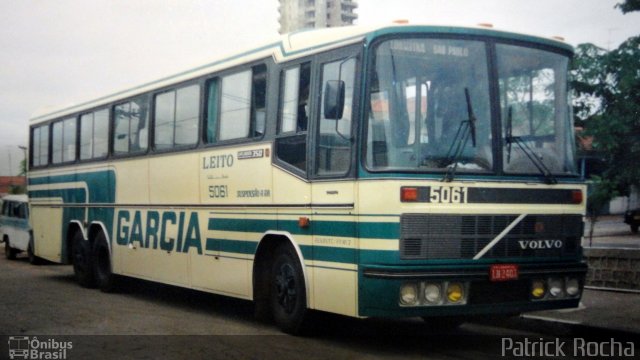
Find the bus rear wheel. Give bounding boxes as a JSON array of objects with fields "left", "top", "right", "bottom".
[
  {"left": 93, "top": 232, "right": 117, "bottom": 292},
  {"left": 270, "top": 244, "right": 308, "bottom": 334},
  {"left": 72, "top": 231, "right": 95, "bottom": 288}
]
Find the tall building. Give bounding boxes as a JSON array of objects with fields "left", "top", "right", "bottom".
[{"left": 278, "top": 0, "right": 358, "bottom": 34}]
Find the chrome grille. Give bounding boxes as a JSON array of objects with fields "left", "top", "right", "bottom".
[{"left": 400, "top": 214, "right": 582, "bottom": 260}]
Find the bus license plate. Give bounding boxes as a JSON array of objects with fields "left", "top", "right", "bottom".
[{"left": 490, "top": 264, "right": 518, "bottom": 282}]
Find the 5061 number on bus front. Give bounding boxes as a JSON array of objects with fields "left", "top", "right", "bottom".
[{"left": 429, "top": 186, "right": 468, "bottom": 204}]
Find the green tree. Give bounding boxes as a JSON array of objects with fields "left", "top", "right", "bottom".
[
  {"left": 579, "top": 36, "right": 640, "bottom": 194},
  {"left": 571, "top": 43, "right": 608, "bottom": 126},
  {"left": 19, "top": 158, "right": 26, "bottom": 177},
  {"left": 616, "top": 0, "right": 640, "bottom": 13},
  {"left": 571, "top": 5, "right": 640, "bottom": 228}
]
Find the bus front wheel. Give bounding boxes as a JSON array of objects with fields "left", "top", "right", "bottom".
[
  {"left": 93, "top": 232, "right": 117, "bottom": 292},
  {"left": 270, "top": 244, "right": 308, "bottom": 334},
  {"left": 72, "top": 231, "right": 95, "bottom": 288}
]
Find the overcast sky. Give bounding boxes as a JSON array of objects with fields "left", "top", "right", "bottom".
[{"left": 1, "top": 0, "right": 638, "bottom": 176}]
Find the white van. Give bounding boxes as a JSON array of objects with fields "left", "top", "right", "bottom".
[{"left": 1, "top": 195, "right": 33, "bottom": 261}]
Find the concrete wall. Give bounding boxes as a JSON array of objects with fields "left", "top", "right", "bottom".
[{"left": 584, "top": 248, "right": 640, "bottom": 290}]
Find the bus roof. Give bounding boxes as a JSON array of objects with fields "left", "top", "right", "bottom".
[{"left": 29, "top": 23, "right": 572, "bottom": 125}]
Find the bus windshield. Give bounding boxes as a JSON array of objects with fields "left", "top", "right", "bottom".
[
  {"left": 497, "top": 44, "right": 576, "bottom": 176},
  {"left": 365, "top": 37, "right": 577, "bottom": 177}
]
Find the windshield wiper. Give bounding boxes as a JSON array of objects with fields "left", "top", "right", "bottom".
[
  {"left": 440, "top": 88, "right": 477, "bottom": 182},
  {"left": 505, "top": 106, "right": 557, "bottom": 184},
  {"left": 465, "top": 88, "right": 477, "bottom": 147}
]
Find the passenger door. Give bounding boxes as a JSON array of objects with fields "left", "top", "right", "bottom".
[{"left": 309, "top": 51, "right": 359, "bottom": 316}]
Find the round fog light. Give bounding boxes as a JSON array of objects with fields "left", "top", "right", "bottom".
[
  {"left": 424, "top": 283, "right": 442, "bottom": 304},
  {"left": 531, "top": 280, "right": 546, "bottom": 299},
  {"left": 548, "top": 278, "right": 564, "bottom": 297},
  {"left": 400, "top": 284, "right": 418, "bottom": 306},
  {"left": 446, "top": 283, "right": 464, "bottom": 303},
  {"left": 566, "top": 278, "right": 580, "bottom": 296}
]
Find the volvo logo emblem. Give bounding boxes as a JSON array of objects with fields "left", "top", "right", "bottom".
[{"left": 518, "top": 240, "right": 563, "bottom": 250}]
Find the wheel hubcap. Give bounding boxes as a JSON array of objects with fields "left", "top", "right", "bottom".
[{"left": 275, "top": 263, "right": 297, "bottom": 314}]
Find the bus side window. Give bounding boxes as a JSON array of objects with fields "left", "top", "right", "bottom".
[
  {"left": 52, "top": 117, "right": 76, "bottom": 164},
  {"left": 252, "top": 64, "right": 267, "bottom": 137},
  {"left": 275, "top": 62, "right": 311, "bottom": 173},
  {"left": 205, "top": 79, "right": 219, "bottom": 143},
  {"left": 31, "top": 125, "right": 49, "bottom": 167},
  {"left": 80, "top": 108, "right": 109, "bottom": 160},
  {"left": 114, "top": 96, "right": 149, "bottom": 155},
  {"left": 154, "top": 84, "right": 200, "bottom": 149},
  {"left": 219, "top": 70, "right": 252, "bottom": 141},
  {"left": 215, "top": 64, "right": 267, "bottom": 142}
]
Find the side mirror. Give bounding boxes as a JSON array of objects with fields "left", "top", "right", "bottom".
[{"left": 323, "top": 80, "right": 345, "bottom": 120}]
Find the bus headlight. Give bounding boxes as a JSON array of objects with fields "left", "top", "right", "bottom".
[
  {"left": 548, "top": 278, "right": 564, "bottom": 298},
  {"left": 565, "top": 278, "right": 580, "bottom": 297},
  {"left": 424, "top": 283, "right": 442, "bottom": 304},
  {"left": 400, "top": 283, "right": 419, "bottom": 306},
  {"left": 531, "top": 280, "right": 546, "bottom": 299},
  {"left": 446, "top": 282, "right": 465, "bottom": 304}
]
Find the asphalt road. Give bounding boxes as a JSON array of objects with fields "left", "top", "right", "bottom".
[{"left": 1, "top": 254, "right": 636, "bottom": 359}]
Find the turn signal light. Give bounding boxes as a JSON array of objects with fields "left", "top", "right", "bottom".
[
  {"left": 531, "top": 280, "right": 546, "bottom": 299},
  {"left": 446, "top": 283, "right": 464, "bottom": 303},
  {"left": 401, "top": 187, "right": 419, "bottom": 202},
  {"left": 571, "top": 190, "right": 583, "bottom": 204},
  {"left": 298, "top": 217, "right": 310, "bottom": 228}
]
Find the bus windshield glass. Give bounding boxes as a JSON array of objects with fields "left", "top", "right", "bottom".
[
  {"left": 366, "top": 38, "right": 492, "bottom": 173},
  {"left": 365, "top": 37, "right": 577, "bottom": 177},
  {"left": 497, "top": 44, "right": 577, "bottom": 176}
]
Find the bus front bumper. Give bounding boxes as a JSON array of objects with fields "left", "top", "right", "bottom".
[{"left": 358, "top": 261, "right": 587, "bottom": 318}]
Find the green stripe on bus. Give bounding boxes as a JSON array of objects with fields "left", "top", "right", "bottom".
[
  {"left": 205, "top": 237, "right": 357, "bottom": 264},
  {"left": 208, "top": 217, "right": 398, "bottom": 240},
  {"left": 28, "top": 170, "right": 116, "bottom": 203}
]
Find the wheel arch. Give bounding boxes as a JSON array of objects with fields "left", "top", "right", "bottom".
[
  {"left": 65, "top": 221, "right": 86, "bottom": 264},
  {"left": 253, "top": 231, "right": 310, "bottom": 308},
  {"left": 88, "top": 221, "right": 111, "bottom": 256}
]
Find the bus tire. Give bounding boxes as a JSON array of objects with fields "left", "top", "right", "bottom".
[
  {"left": 28, "top": 238, "right": 42, "bottom": 265},
  {"left": 5, "top": 238, "right": 18, "bottom": 260},
  {"left": 72, "top": 231, "right": 95, "bottom": 288},
  {"left": 270, "top": 243, "right": 308, "bottom": 334},
  {"left": 93, "top": 232, "right": 117, "bottom": 292},
  {"left": 631, "top": 224, "right": 639, "bottom": 234}
]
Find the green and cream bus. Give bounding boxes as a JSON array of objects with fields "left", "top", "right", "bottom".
[{"left": 28, "top": 24, "right": 587, "bottom": 333}]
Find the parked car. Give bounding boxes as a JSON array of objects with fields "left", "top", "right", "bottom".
[
  {"left": 0, "top": 195, "right": 34, "bottom": 261},
  {"left": 624, "top": 208, "right": 640, "bottom": 234}
]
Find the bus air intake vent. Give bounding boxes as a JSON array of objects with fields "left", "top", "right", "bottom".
[{"left": 400, "top": 214, "right": 582, "bottom": 260}]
